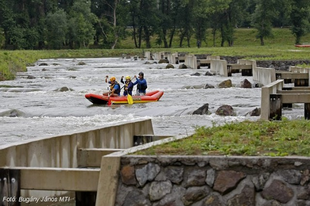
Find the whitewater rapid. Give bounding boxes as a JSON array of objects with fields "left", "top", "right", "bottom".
[{"left": 0, "top": 57, "right": 302, "bottom": 145}]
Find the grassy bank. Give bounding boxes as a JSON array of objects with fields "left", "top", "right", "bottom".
[
  {"left": 1, "top": 28, "right": 310, "bottom": 80},
  {"left": 134, "top": 119, "right": 310, "bottom": 157},
  {"left": 0, "top": 49, "right": 141, "bottom": 80},
  {"left": 119, "top": 28, "right": 310, "bottom": 48},
  {"left": 1, "top": 28, "right": 310, "bottom": 157}
]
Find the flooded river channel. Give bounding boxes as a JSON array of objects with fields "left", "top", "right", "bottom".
[{"left": 0, "top": 57, "right": 302, "bottom": 146}]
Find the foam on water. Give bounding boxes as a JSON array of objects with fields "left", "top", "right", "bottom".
[{"left": 0, "top": 57, "right": 303, "bottom": 146}]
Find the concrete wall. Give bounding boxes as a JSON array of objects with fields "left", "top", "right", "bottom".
[
  {"left": 207, "top": 56, "right": 220, "bottom": 61},
  {"left": 210, "top": 60, "right": 228, "bottom": 76},
  {"left": 253, "top": 67, "right": 276, "bottom": 86},
  {"left": 237, "top": 59, "right": 257, "bottom": 68},
  {"left": 184, "top": 55, "right": 197, "bottom": 69},
  {"left": 166, "top": 53, "right": 178, "bottom": 64},
  {"left": 290, "top": 66, "right": 310, "bottom": 83},
  {"left": 0, "top": 119, "right": 154, "bottom": 199},
  {"left": 260, "top": 80, "right": 284, "bottom": 120},
  {"left": 145, "top": 51, "right": 151, "bottom": 60},
  {"left": 289, "top": 66, "right": 310, "bottom": 73},
  {"left": 153, "top": 52, "right": 165, "bottom": 61},
  {"left": 0, "top": 119, "right": 154, "bottom": 168},
  {"left": 114, "top": 155, "right": 310, "bottom": 206}
]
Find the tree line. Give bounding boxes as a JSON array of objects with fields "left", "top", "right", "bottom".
[{"left": 0, "top": 0, "right": 309, "bottom": 50}]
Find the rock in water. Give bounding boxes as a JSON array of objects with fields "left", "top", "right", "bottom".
[
  {"left": 216, "top": 105, "right": 236, "bottom": 116},
  {"left": 193, "top": 103, "right": 210, "bottom": 115}
]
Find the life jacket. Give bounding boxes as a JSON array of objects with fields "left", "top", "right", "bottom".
[
  {"left": 125, "top": 81, "right": 133, "bottom": 93},
  {"left": 137, "top": 80, "right": 147, "bottom": 91},
  {"left": 110, "top": 81, "right": 121, "bottom": 95}
]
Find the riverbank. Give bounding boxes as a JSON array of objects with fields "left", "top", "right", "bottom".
[
  {"left": 2, "top": 45, "right": 310, "bottom": 80},
  {"left": 135, "top": 118, "right": 310, "bottom": 157},
  {"left": 0, "top": 49, "right": 142, "bottom": 80},
  {"left": 2, "top": 28, "right": 310, "bottom": 80},
  {"left": 0, "top": 54, "right": 308, "bottom": 158}
]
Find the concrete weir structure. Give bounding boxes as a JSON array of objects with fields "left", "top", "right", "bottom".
[
  {"left": 261, "top": 79, "right": 310, "bottom": 120},
  {"left": 0, "top": 119, "right": 157, "bottom": 205}
]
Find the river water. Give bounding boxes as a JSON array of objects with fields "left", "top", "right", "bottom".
[{"left": 0, "top": 57, "right": 303, "bottom": 146}]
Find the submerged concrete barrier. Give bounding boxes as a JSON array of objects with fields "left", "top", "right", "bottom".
[
  {"left": 210, "top": 60, "right": 228, "bottom": 76},
  {"left": 0, "top": 119, "right": 154, "bottom": 202},
  {"left": 253, "top": 67, "right": 276, "bottom": 86},
  {"left": 260, "top": 80, "right": 284, "bottom": 120},
  {"left": 260, "top": 79, "right": 310, "bottom": 120},
  {"left": 0, "top": 119, "right": 154, "bottom": 167},
  {"left": 184, "top": 55, "right": 197, "bottom": 69},
  {"left": 199, "top": 56, "right": 220, "bottom": 67},
  {"left": 166, "top": 52, "right": 178, "bottom": 64}
]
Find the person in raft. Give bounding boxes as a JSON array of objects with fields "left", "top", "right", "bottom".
[
  {"left": 103, "top": 76, "right": 120, "bottom": 97},
  {"left": 120, "top": 76, "right": 134, "bottom": 96},
  {"left": 133, "top": 72, "right": 147, "bottom": 96}
]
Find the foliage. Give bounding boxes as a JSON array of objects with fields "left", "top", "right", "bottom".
[
  {"left": 1, "top": 28, "right": 310, "bottom": 80},
  {"left": 0, "top": 0, "right": 310, "bottom": 49},
  {"left": 0, "top": 28, "right": 4, "bottom": 48},
  {"left": 290, "top": 0, "right": 310, "bottom": 44},
  {"left": 91, "top": 0, "right": 129, "bottom": 49},
  {"left": 67, "top": 0, "right": 97, "bottom": 48},
  {"left": 128, "top": 0, "right": 160, "bottom": 48},
  {"left": 134, "top": 119, "right": 310, "bottom": 156},
  {"left": 251, "top": 0, "right": 278, "bottom": 45},
  {"left": 192, "top": 1, "right": 209, "bottom": 45},
  {"left": 46, "top": 9, "right": 68, "bottom": 49}
]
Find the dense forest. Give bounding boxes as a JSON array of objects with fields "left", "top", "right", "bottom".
[{"left": 0, "top": 0, "right": 309, "bottom": 50}]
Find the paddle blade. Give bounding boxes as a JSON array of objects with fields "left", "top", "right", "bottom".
[
  {"left": 127, "top": 94, "right": 133, "bottom": 104},
  {"left": 107, "top": 97, "right": 112, "bottom": 106}
]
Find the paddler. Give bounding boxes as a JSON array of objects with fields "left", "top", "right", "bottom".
[
  {"left": 103, "top": 76, "right": 120, "bottom": 97},
  {"left": 133, "top": 72, "right": 147, "bottom": 96},
  {"left": 120, "top": 75, "right": 134, "bottom": 96}
]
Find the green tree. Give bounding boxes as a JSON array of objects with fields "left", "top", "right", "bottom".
[
  {"left": 177, "top": 0, "right": 194, "bottom": 47},
  {"left": 192, "top": 0, "right": 209, "bottom": 47},
  {"left": 290, "top": 0, "right": 310, "bottom": 45},
  {"left": 156, "top": 0, "right": 184, "bottom": 48},
  {"left": 0, "top": 28, "right": 4, "bottom": 48},
  {"left": 272, "top": 0, "right": 292, "bottom": 27},
  {"left": 251, "top": 0, "right": 278, "bottom": 45},
  {"left": 67, "top": 0, "right": 97, "bottom": 48},
  {"left": 128, "top": 0, "right": 140, "bottom": 48},
  {"left": 128, "top": 0, "right": 159, "bottom": 48},
  {"left": 218, "top": 0, "right": 248, "bottom": 47},
  {"left": 206, "top": 0, "right": 231, "bottom": 47},
  {"left": 0, "top": 0, "right": 16, "bottom": 48},
  {"left": 156, "top": 0, "right": 173, "bottom": 48},
  {"left": 97, "top": 0, "right": 130, "bottom": 49},
  {"left": 46, "top": 9, "right": 68, "bottom": 49}
]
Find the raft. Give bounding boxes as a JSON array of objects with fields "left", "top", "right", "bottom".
[
  {"left": 295, "top": 44, "right": 310, "bottom": 48},
  {"left": 85, "top": 90, "right": 164, "bottom": 105}
]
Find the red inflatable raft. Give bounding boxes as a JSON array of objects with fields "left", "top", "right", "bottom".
[
  {"left": 295, "top": 44, "right": 310, "bottom": 48},
  {"left": 85, "top": 90, "right": 164, "bottom": 105}
]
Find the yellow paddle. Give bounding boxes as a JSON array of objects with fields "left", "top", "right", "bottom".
[{"left": 127, "top": 94, "right": 133, "bottom": 104}]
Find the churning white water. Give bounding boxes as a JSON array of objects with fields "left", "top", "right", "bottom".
[{"left": 0, "top": 57, "right": 303, "bottom": 146}]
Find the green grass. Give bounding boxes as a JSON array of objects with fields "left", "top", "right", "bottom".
[
  {"left": 0, "top": 49, "right": 142, "bottom": 80},
  {"left": 134, "top": 119, "right": 310, "bottom": 157},
  {"left": 1, "top": 28, "right": 310, "bottom": 80},
  {"left": 2, "top": 28, "right": 310, "bottom": 157},
  {"left": 119, "top": 28, "right": 310, "bottom": 48},
  {"left": 120, "top": 28, "right": 310, "bottom": 60}
]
